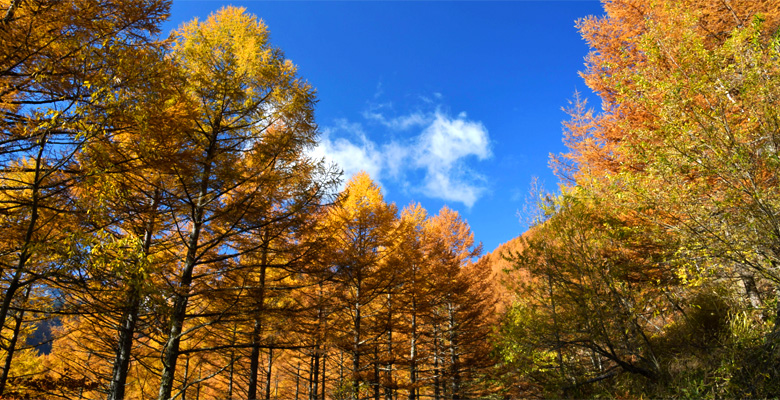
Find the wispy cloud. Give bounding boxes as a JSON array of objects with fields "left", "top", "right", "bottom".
[
  {"left": 311, "top": 101, "right": 492, "bottom": 207},
  {"left": 413, "top": 112, "right": 491, "bottom": 207},
  {"left": 362, "top": 103, "right": 427, "bottom": 131}
]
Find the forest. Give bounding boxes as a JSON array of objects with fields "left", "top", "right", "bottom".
[{"left": 2, "top": 0, "right": 780, "bottom": 399}]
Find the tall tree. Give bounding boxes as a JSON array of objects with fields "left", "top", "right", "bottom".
[
  {"left": 391, "top": 203, "right": 429, "bottom": 400},
  {"left": 0, "top": 0, "right": 170, "bottom": 396},
  {"left": 322, "top": 172, "right": 398, "bottom": 400},
  {"left": 154, "top": 7, "right": 322, "bottom": 400},
  {"left": 424, "top": 207, "right": 489, "bottom": 400}
]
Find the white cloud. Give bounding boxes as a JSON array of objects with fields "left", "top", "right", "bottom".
[
  {"left": 382, "top": 141, "right": 409, "bottom": 179},
  {"left": 419, "top": 92, "right": 443, "bottom": 104},
  {"left": 413, "top": 112, "right": 491, "bottom": 207},
  {"left": 309, "top": 120, "right": 383, "bottom": 190},
  {"left": 312, "top": 107, "right": 492, "bottom": 207},
  {"left": 363, "top": 103, "right": 427, "bottom": 131},
  {"left": 416, "top": 112, "right": 491, "bottom": 164}
]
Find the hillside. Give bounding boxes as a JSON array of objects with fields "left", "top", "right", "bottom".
[{"left": 479, "top": 234, "right": 528, "bottom": 313}]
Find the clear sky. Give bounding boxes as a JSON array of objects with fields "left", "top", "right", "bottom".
[{"left": 163, "top": 0, "right": 605, "bottom": 254}]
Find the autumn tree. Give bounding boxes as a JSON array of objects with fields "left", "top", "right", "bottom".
[
  {"left": 388, "top": 203, "right": 429, "bottom": 400},
  {"left": 65, "top": 42, "right": 195, "bottom": 400},
  {"left": 422, "top": 207, "right": 491, "bottom": 400},
  {"left": 0, "top": 0, "right": 170, "bottom": 396},
  {"left": 499, "top": 1, "right": 780, "bottom": 397},
  {"left": 558, "top": 0, "right": 780, "bottom": 298},
  {"left": 501, "top": 189, "right": 682, "bottom": 396},
  {"left": 153, "top": 7, "right": 326, "bottom": 400},
  {"left": 321, "top": 172, "right": 399, "bottom": 400}
]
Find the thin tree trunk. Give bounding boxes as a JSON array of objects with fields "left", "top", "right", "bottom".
[
  {"left": 195, "top": 365, "right": 202, "bottom": 400},
  {"left": 182, "top": 355, "right": 190, "bottom": 400},
  {"left": 310, "top": 350, "right": 319, "bottom": 400},
  {"left": 157, "top": 137, "right": 216, "bottom": 400},
  {"left": 433, "top": 323, "right": 440, "bottom": 400},
  {"left": 373, "top": 345, "right": 380, "bottom": 400},
  {"left": 385, "top": 294, "right": 393, "bottom": 400},
  {"left": 0, "top": 285, "right": 31, "bottom": 396},
  {"left": 248, "top": 319, "right": 263, "bottom": 400},
  {"left": 408, "top": 298, "right": 417, "bottom": 400},
  {"left": 227, "top": 349, "right": 235, "bottom": 400},
  {"left": 108, "top": 192, "right": 160, "bottom": 400},
  {"left": 0, "top": 136, "right": 47, "bottom": 397},
  {"left": 107, "top": 292, "right": 141, "bottom": 400},
  {"left": 0, "top": 269, "right": 25, "bottom": 372},
  {"left": 353, "top": 283, "right": 362, "bottom": 400},
  {"left": 265, "top": 348, "right": 274, "bottom": 400},
  {"left": 248, "top": 228, "right": 271, "bottom": 400},
  {"left": 447, "top": 303, "right": 460, "bottom": 400},
  {"left": 294, "top": 362, "right": 301, "bottom": 400},
  {"left": 321, "top": 351, "right": 327, "bottom": 400},
  {"left": 157, "top": 246, "right": 198, "bottom": 400},
  {"left": 0, "top": 313, "right": 23, "bottom": 395}
]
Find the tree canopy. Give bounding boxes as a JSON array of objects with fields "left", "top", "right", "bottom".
[{"left": 2, "top": 1, "right": 780, "bottom": 399}]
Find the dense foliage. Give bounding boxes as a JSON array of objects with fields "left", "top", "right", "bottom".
[
  {"left": 497, "top": 0, "right": 780, "bottom": 398},
  {"left": 0, "top": 3, "right": 494, "bottom": 400},
  {"left": 4, "top": 0, "right": 780, "bottom": 399}
]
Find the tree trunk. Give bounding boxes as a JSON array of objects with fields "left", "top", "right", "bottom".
[
  {"left": 433, "top": 324, "right": 441, "bottom": 400},
  {"left": 228, "top": 353, "right": 235, "bottom": 400},
  {"left": 0, "top": 289, "right": 28, "bottom": 396},
  {"left": 385, "top": 294, "right": 393, "bottom": 400},
  {"left": 181, "top": 355, "right": 190, "bottom": 400},
  {"left": 108, "top": 192, "right": 159, "bottom": 400},
  {"left": 321, "top": 352, "right": 327, "bottom": 400},
  {"left": 228, "top": 323, "right": 238, "bottom": 399},
  {"left": 228, "top": 324, "right": 237, "bottom": 400},
  {"left": 265, "top": 348, "right": 274, "bottom": 400},
  {"left": 447, "top": 302, "right": 460, "bottom": 400},
  {"left": 353, "top": 283, "right": 362, "bottom": 400},
  {"left": 195, "top": 365, "right": 202, "bottom": 400},
  {"left": 310, "top": 351, "right": 319, "bottom": 400},
  {"left": 248, "top": 320, "right": 263, "bottom": 399},
  {"left": 156, "top": 251, "right": 198, "bottom": 400},
  {"left": 294, "top": 362, "right": 301, "bottom": 400},
  {"left": 107, "top": 292, "right": 140, "bottom": 400},
  {"left": 157, "top": 139, "right": 215, "bottom": 400},
  {"left": 0, "top": 136, "right": 47, "bottom": 395},
  {"left": 373, "top": 344, "right": 380, "bottom": 400},
  {"left": 408, "top": 298, "right": 417, "bottom": 400},
  {"left": 248, "top": 229, "right": 271, "bottom": 400}
]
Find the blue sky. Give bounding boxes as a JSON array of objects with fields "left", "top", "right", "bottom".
[{"left": 163, "top": 1, "right": 605, "bottom": 254}]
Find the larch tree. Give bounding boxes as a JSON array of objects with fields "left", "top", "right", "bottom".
[
  {"left": 0, "top": 0, "right": 170, "bottom": 396},
  {"left": 391, "top": 203, "right": 429, "bottom": 400},
  {"left": 154, "top": 7, "right": 323, "bottom": 400},
  {"left": 69, "top": 41, "right": 191, "bottom": 400},
  {"left": 423, "top": 207, "right": 487, "bottom": 400},
  {"left": 321, "top": 172, "right": 399, "bottom": 400}
]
